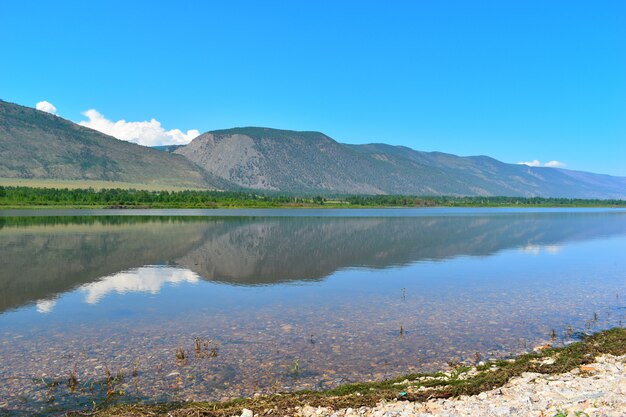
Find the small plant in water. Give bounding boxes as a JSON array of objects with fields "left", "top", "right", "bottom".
[
  {"left": 104, "top": 367, "right": 111, "bottom": 385},
  {"left": 194, "top": 337, "right": 202, "bottom": 357},
  {"left": 175, "top": 347, "right": 188, "bottom": 365},
  {"left": 67, "top": 365, "right": 79, "bottom": 392},
  {"left": 291, "top": 358, "right": 300, "bottom": 375},
  {"left": 193, "top": 337, "right": 219, "bottom": 359}
]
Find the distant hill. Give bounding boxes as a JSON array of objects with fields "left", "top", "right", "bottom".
[
  {"left": 175, "top": 127, "right": 626, "bottom": 198},
  {"left": 2, "top": 101, "right": 624, "bottom": 198},
  {"left": 0, "top": 100, "right": 225, "bottom": 189}
]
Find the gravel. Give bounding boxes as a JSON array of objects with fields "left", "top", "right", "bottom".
[{"left": 290, "top": 354, "right": 626, "bottom": 417}]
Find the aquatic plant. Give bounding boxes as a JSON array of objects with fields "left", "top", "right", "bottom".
[
  {"left": 67, "top": 365, "right": 79, "bottom": 392},
  {"left": 175, "top": 347, "right": 188, "bottom": 365},
  {"left": 291, "top": 358, "right": 300, "bottom": 376},
  {"left": 193, "top": 337, "right": 219, "bottom": 359},
  {"left": 194, "top": 337, "right": 202, "bottom": 357}
]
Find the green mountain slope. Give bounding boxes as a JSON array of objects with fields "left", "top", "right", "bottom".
[
  {"left": 176, "top": 127, "right": 626, "bottom": 198},
  {"left": 0, "top": 100, "right": 224, "bottom": 189}
]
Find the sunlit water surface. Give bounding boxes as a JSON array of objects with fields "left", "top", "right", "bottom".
[{"left": 0, "top": 209, "right": 625, "bottom": 415}]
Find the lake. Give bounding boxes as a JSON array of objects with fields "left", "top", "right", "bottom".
[{"left": 1, "top": 208, "right": 625, "bottom": 415}]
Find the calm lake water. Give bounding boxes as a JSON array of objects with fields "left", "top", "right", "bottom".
[{"left": 1, "top": 208, "right": 625, "bottom": 415}]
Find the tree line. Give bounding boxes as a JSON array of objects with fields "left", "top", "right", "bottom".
[{"left": 0, "top": 186, "right": 624, "bottom": 208}]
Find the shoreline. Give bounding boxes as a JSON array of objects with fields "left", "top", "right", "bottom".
[
  {"left": 1, "top": 186, "right": 625, "bottom": 210},
  {"left": 2, "top": 205, "right": 626, "bottom": 211},
  {"left": 67, "top": 328, "right": 626, "bottom": 417}
]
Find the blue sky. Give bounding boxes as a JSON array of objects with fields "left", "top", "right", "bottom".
[{"left": 1, "top": 1, "right": 625, "bottom": 174}]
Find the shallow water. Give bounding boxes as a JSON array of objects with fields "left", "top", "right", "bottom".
[{"left": 1, "top": 209, "right": 625, "bottom": 415}]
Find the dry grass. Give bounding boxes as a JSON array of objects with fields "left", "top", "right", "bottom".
[{"left": 0, "top": 178, "right": 202, "bottom": 192}]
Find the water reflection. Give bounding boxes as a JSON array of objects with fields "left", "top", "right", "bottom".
[
  {"left": 1, "top": 211, "right": 626, "bottom": 313},
  {"left": 0, "top": 210, "right": 625, "bottom": 415},
  {"left": 82, "top": 267, "right": 200, "bottom": 305}
]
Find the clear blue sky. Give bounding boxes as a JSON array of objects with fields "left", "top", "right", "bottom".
[{"left": 1, "top": 0, "right": 625, "bottom": 174}]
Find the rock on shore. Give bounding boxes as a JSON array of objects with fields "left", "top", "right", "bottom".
[{"left": 291, "top": 354, "right": 626, "bottom": 417}]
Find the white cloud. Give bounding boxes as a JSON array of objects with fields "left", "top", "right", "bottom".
[
  {"left": 517, "top": 160, "right": 542, "bottom": 167},
  {"left": 78, "top": 109, "right": 200, "bottom": 146},
  {"left": 519, "top": 244, "right": 563, "bottom": 256},
  {"left": 520, "top": 244, "right": 541, "bottom": 255},
  {"left": 545, "top": 245, "right": 562, "bottom": 254},
  {"left": 36, "top": 299, "right": 57, "bottom": 314},
  {"left": 517, "top": 160, "right": 567, "bottom": 168},
  {"left": 36, "top": 101, "right": 57, "bottom": 114},
  {"left": 80, "top": 266, "right": 200, "bottom": 304},
  {"left": 544, "top": 160, "right": 566, "bottom": 168}
]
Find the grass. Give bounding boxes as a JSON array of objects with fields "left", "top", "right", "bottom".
[
  {"left": 0, "top": 178, "right": 203, "bottom": 192},
  {"left": 67, "top": 327, "right": 626, "bottom": 417}
]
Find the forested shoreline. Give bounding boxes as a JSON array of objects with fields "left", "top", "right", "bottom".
[{"left": 1, "top": 186, "right": 625, "bottom": 209}]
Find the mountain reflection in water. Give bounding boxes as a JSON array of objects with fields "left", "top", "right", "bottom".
[{"left": 1, "top": 211, "right": 626, "bottom": 314}]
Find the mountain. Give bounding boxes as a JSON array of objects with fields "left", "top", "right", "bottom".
[
  {"left": 152, "top": 144, "right": 184, "bottom": 152},
  {"left": 0, "top": 100, "right": 225, "bottom": 189},
  {"left": 176, "top": 127, "right": 626, "bottom": 198},
  {"left": 2, "top": 101, "right": 624, "bottom": 198}
]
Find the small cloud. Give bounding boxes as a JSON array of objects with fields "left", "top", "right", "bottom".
[
  {"left": 517, "top": 160, "right": 542, "bottom": 167},
  {"left": 519, "top": 244, "right": 563, "bottom": 256},
  {"left": 520, "top": 244, "right": 541, "bottom": 255},
  {"left": 545, "top": 245, "right": 562, "bottom": 254},
  {"left": 517, "top": 160, "right": 567, "bottom": 168},
  {"left": 78, "top": 109, "right": 200, "bottom": 146},
  {"left": 36, "top": 101, "right": 57, "bottom": 115},
  {"left": 81, "top": 266, "right": 200, "bottom": 304},
  {"left": 36, "top": 299, "right": 57, "bottom": 314},
  {"left": 544, "top": 160, "right": 566, "bottom": 168}
]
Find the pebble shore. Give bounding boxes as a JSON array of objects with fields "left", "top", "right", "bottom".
[{"left": 271, "top": 354, "right": 626, "bottom": 417}]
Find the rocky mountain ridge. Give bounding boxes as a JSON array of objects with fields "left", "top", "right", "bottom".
[{"left": 175, "top": 126, "right": 626, "bottom": 198}]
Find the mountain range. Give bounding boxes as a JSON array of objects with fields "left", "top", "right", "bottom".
[
  {"left": 1, "top": 100, "right": 625, "bottom": 198},
  {"left": 0, "top": 100, "right": 227, "bottom": 189},
  {"left": 176, "top": 127, "right": 626, "bottom": 198}
]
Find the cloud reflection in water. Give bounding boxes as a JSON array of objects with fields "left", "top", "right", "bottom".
[{"left": 80, "top": 266, "right": 200, "bottom": 304}]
